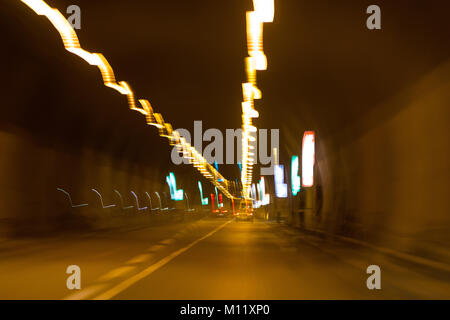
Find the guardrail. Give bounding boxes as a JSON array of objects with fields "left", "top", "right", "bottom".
[{"left": 57, "top": 188, "right": 196, "bottom": 214}]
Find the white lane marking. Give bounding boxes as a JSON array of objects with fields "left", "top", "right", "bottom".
[
  {"left": 63, "top": 283, "right": 109, "bottom": 300},
  {"left": 126, "top": 253, "right": 153, "bottom": 264},
  {"left": 99, "top": 266, "right": 137, "bottom": 281},
  {"left": 93, "top": 220, "right": 232, "bottom": 300}
]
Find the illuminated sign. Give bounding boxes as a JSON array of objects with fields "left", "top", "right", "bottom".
[
  {"left": 218, "top": 194, "right": 223, "bottom": 208},
  {"left": 214, "top": 187, "right": 222, "bottom": 208},
  {"left": 302, "top": 131, "right": 315, "bottom": 187},
  {"left": 198, "top": 181, "right": 209, "bottom": 205},
  {"left": 274, "top": 165, "right": 288, "bottom": 198},
  {"left": 211, "top": 194, "right": 215, "bottom": 211},
  {"left": 166, "top": 172, "right": 183, "bottom": 201},
  {"left": 291, "top": 156, "right": 301, "bottom": 196},
  {"left": 259, "top": 177, "right": 270, "bottom": 205},
  {"left": 251, "top": 183, "right": 260, "bottom": 208}
]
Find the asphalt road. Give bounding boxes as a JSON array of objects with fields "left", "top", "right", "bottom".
[{"left": 0, "top": 216, "right": 448, "bottom": 299}]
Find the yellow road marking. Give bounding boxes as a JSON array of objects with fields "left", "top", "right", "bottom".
[
  {"left": 126, "top": 254, "right": 153, "bottom": 264},
  {"left": 147, "top": 244, "right": 165, "bottom": 252},
  {"left": 93, "top": 220, "right": 232, "bottom": 300},
  {"left": 99, "top": 266, "right": 137, "bottom": 281},
  {"left": 159, "top": 238, "right": 175, "bottom": 245}
]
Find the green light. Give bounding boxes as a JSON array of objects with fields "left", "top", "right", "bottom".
[
  {"left": 198, "top": 181, "right": 209, "bottom": 205},
  {"left": 291, "top": 156, "right": 301, "bottom": 196},
  {"left": 166, "top": 172, "right": 183, "bottom": 201}
]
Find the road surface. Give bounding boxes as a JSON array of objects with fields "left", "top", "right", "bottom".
[{"left": 0, "top": 216, "right": 448, "bottom": 299}]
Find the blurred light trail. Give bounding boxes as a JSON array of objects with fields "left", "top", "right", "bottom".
[
  {"left": 301, "top": 131, "right": 315, "bottom": 187},
  {"left": 210, "top": 194, "right": 216, "bottom": 212},
  {"left": 253, "top": 0, "right": 275, "bottom": 23},
  {"left": 218, "top": 194, "right": 223, "bottom": 208},
  {"left": 154, "top": 192, "right": 163, "bottom": 210},
  {"left": 91, "top": 189, "right": 116, "bottom": 208},
  {"left": 145, "top": 192, "right": 159, "bottom": 211},
  {"left": 20, "top": 0, "right": 234, "bottom": 199},
  {"left": 214, "top": 161, "right": 224, "bottom": 182},
  {"left": 56, "top": 188, "right": 88, "bottom": 208},
  {"left": 259, "top": 177, "right": 270, "bottom": 205},
  {"left": 184, "top": 192, "right": 193, "bottom": 211},
  {"left": 274, "top": 165, "right": 288, "bottom": 198},
  {"left": 291, "top": 156, "right": 301, "bottom": 196},
  {"left": 131, "top": 191, "right": 147, "bottom": 211},
  {"left": 246, "top": 11, "right": 266, "bottom": 70},
  {"left": 214, "top": 187, "right": 220, "bottom": 208},
  {"left": 240, "top": 1, "right": 274, "bottom": 199},
  {"left": 166, "top": 173, "right": 183, "bottom": 201},
  {"left": 198, "top": 181, "right": 209, "bottom": 205},
  {"left": 251, "top": 183, "right": 260, "bottom": 208},
  {"left": 114, "top": 190, "right": 134, "bottom": 210}
]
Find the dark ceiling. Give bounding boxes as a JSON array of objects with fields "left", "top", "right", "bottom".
[{"left": 2, "top": 0, "right": 449, "bottom": 181}]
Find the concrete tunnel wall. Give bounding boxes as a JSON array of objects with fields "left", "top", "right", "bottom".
[
  {"left": 312, "top": 61, "right": 450, "bottom": 263},
  {"left": 0, "top": 127, "right": 180, "bottom": 236}
]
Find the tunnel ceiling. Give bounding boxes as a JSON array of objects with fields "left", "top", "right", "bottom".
[{"left": 2, "top": 0, "right": 450, "bottom": 178}]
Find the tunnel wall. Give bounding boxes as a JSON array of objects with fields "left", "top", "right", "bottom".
[
  {"left": 0, "top": 127, "right": 181, "bottom": 236},
  {"left": 313, "top": 61, "right": 450, "bottom": 263}
]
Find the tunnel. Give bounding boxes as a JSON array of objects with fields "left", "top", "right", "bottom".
[{"left": 0, "top": 0, "right": 449, "bottom": 300}]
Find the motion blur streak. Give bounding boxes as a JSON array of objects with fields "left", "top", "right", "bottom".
[
  {"left": 19, "top": 0, "right": 234, "bottom": 198},
  {"left": 291, "top": 156, "right": 301, "bottom": 196},
  {"left": 198, "top": 181, "right": 209, "bottom": 206},
  {"left": 2, "top": 0, "right": 450, "bottom": 301},
  {"left": 253, "top": 0, "right": 275, "bottom": 23},
  {"left": 302, "top": 131, "right": 315, "bottom": 187},
  {"left": 241, "top": 0, "right": 274, "bottom": 199}
]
